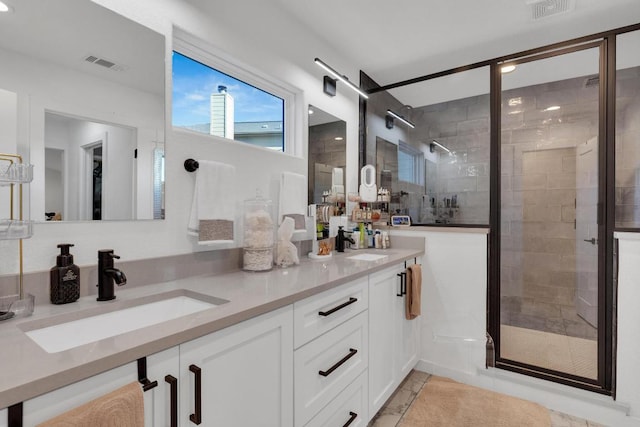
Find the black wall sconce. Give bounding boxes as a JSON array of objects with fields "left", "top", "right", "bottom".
[
  {"left": 430, "top": 139, "right": 452, "bottom": 154},
  {"left": 315, "top": 58, "right": 368, "bottom": 99},
  {"left": 386, "top": 109, "right": 415, "bottom": 129},
  {"left": 323, "top": 76, "right": 337, "bottom": 97}
]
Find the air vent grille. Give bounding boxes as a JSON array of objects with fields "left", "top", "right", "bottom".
[
  {"left": 528, "top": 0, "right": 574, "bottom": 20},
  {"left": 83, "top": 55, "right": 125, "bottom": 71}
]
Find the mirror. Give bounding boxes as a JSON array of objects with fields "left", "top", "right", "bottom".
[
  {"left": 307, "top": 105, "right": 346, "bottom": 205},
  {"left": 0, "top": 0, "right": 165, "bottom": 221}
]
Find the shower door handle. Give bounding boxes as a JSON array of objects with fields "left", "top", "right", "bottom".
[{"left": 583, "top": 238, "right": 597, "bottom": 245}]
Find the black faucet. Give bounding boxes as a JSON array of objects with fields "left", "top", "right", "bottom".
[
  {"left": 97, "top": 249, "right": 127, "bottom": 301},
  {"left": 336, "top": 227, "right": 356, "bottom": 252}
]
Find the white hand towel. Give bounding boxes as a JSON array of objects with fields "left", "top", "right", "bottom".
[
  {"left": 279, "top": 172, "right": 306, "bottom": 230},
  {"left": 188, "top": 160, "right": 236, "bottom": 244}
]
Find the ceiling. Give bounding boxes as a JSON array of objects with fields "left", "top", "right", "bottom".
[
  {"left": 274, "top": 0, "right": 640, "bottom": 89},
  {"left": 0, "top": 0, "right": 164, "bottom": 96}
]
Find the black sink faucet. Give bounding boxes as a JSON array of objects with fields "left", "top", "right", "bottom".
[{"left": 97, "top": 249, "right": 127, "bottom": 301}]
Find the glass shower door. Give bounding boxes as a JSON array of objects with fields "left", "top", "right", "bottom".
[{"left": 498, "top": 45, "right": 601, "bottom": 381}]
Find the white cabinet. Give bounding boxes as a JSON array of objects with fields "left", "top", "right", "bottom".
[
  {"left": 0, "top": 408, "right": 6, "bottom": 427},
  {"left": 294, "top": 311, "right": 368, "bottom": 426},
  {"left": 180, "top": 305, "right": 293, "bottom": 427},
  {"left": 368, "top": 263, "right": 420, "bottom": 420},
  {"left": 305, "top": 370, "right": 368, "bottom": 427},
  {"left": 293, "top": 277, "right": 368, "bottom": 349},
  {"left": 19, "top": 346, "right": 179, "bottom": 427}
]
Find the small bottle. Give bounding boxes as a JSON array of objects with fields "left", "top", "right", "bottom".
[{"left": 50, "top": 243, "right": 80, "bottom": 304}]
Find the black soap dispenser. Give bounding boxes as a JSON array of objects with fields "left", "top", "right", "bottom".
[{"left": 50, "top": 243, "right": 80, "bottom": 304}]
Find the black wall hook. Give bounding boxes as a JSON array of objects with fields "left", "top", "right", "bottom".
[{"left": 184, "top": 158, "right": 199, "bottom": 172}]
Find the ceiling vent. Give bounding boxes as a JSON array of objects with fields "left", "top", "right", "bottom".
[
  {"left": 527, "top": 0, "right": 574, "bottom": 20},
  {"left": 83, "top": 55, "right": 126, "bottom": 71}
]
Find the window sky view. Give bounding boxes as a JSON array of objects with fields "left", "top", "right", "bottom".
[{"left": 171, "top": 51, "right": 284, "bottom": 127}]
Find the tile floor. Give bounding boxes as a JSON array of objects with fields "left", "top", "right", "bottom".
[
  {"left": 500, "top": 325, "right": 598, "bottom": 379},
  {"left": 368, "top": 370, "right": 607, "bottom": 427}
]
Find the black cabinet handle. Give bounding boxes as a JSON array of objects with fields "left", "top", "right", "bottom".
[
  {"left": 396, "top": 273, "right": 405, "bottom": 297},
  {"left": 402, "top": 272, "right": 407, "bottom": 295},
  {"left": 343, "top": 411, "right": 358, "bottom": 427},
  {"left": 189, "top": 364, "right": 202, "bottom": 425},
  {"left": 319, "top": 348, "right": 358, "bottom": 377},
  {"left": 318, "top": 297, "right": 358, "bottom": 316},
  {"left": 165, "top": 375, "right": 178, "bottom": 427},
  {"left": 137, "top": 357, "right": 158, "bottom": 391}
]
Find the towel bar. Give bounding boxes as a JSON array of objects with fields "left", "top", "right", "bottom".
[
  {"left": 184, "top": 158, "right": 199, "bottom": 172},
  {"left": 137, "top": 357, "right": 158, "bottom": 391}
]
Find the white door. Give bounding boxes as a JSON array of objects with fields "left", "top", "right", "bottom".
[{"left": 576, "top": 136, "right": 599, "bottom": 327}]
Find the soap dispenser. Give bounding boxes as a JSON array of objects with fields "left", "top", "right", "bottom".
[{"left": 50, "top": 243, "right": 80, "bottom": 304}]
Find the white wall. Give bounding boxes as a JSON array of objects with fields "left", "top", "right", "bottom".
[
  {"left": 392, "top": 228, "right": 640, "bottom": 427},
  {"left": 4, "top": 0, "right": 362, "bottom": 272}
]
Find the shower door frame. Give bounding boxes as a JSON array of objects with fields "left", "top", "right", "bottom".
[
  {"left": 488, "top": 37, "right": 616, "bottom": 395},
  {"left": 365, "top": 21, "right": 640, "bottom": 396}
]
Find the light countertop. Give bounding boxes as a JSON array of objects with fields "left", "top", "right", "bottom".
[{"left": 0, "top": 246, "right": 423, "bottom": 408}]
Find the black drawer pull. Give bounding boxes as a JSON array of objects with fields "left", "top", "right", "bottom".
[
  {"left": 189, "top": 364, "right": 202, "bottom": 425},
  {"left": 343, "top": 411, "right": 358, "bottom": 427},
  {"left": 319, "top": 297, "right": 358, "bottom": 316},
  {"left": 165, "top": 375, "right": 178, "bottom": 427},
  {"left": 319, "top": 348, "right": 358, "bottom": 377}
]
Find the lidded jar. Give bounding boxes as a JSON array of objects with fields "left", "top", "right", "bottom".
[{"left": 243, "top": 190, "right": 274, "bottom": 271}]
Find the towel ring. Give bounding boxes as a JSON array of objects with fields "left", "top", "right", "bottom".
[{"left": 184, "top": 159, "right": 199, "bottom": 172}]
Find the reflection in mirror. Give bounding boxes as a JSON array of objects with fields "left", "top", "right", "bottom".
[
  {"left": 0, "top": 0, "right": 165, "bottom": 221},
  {"left": 307, "top": 106, "right": 346, "bottom": 206},
  {"left": 362, "top": 68, "right": 490, "bottom": 225}
]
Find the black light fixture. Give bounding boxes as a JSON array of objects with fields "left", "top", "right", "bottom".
[
  {"left": 323, "top": 76, "right": 337, "bottom": 97},
  {"left": 430, "top": 139, "right": 452, "bottom": 154},
  {"left": 386, "top": 109, "right": 415, "bottom": 129},
  {"left": 314, "top": 58, "right": 369, "bottom": 99}
]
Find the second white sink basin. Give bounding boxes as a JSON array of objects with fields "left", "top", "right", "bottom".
[
  {"left": 22, "top": 290, "right": 227, "bottom": 353},
  {"left": 346, "top": 253, "right": 388, "bottom": 262}
]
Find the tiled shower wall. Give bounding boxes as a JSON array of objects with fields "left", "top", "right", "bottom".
[
  {"left": 411, "top": 94, "right": 490, "bottom": 224},
  {"left": 616, "top": 67, "right": 640, "bottom": 228},
  {"left": 499, "top": 74, "right": 603, "bottom": 339}
]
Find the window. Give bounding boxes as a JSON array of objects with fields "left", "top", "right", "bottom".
[
  {"left": 172, "top": 51, "right": 284, "bottom": 151},
  {"left": 171, "top": 31, "right": 300, "bottom": 155},
  {"left": 398, "top": 141, "right": 424, "bottom": 186}
]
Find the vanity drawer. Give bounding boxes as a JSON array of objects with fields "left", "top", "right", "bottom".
[
  {"left": 294, "top": 311, "right": 368, "bottom": 426},
  {"left": 305, "top": 370, "right": 368, "bottom": 427},
  {"left": 294, "top": 277, "right": 368, "bottom": 348}
]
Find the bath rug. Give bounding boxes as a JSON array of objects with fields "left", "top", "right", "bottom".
[{"left": 399, "top": 376, "right": 551, "bottom": 427}]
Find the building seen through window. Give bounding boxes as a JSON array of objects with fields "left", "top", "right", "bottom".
[{"left": 172, "top": 51, "right": 285, "bottom": 151}]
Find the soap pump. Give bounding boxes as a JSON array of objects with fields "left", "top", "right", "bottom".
[{"left": 50, "top": 243, "right": 80, "bottom": 304}]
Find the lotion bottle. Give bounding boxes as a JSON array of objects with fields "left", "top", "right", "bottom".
[{"left": 50, "top": 243, "right": 80, "bottom": 304}]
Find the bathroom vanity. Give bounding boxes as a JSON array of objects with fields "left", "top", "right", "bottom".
[{"left": 0, "top": 244, "right": 423, "bottom": 426}]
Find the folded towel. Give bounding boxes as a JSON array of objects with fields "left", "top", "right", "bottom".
[
  {"left": 279, "top": 172, "right": 306, "bottom": 230},
  {"left": 188, "top": 160, "right": 236, "bottom": 244},
  {"left": 37, "top": 382, "right": 144, "bottom": 427},
  {"left": 405, "top": 264, "right": 422, "bottom": 320}
]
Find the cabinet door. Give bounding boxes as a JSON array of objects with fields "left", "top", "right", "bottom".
[
  {"left": 180, "top": 305, "right": 293, "bottom": 427},
  {"left": 20, "top": 346, "right": 179, "bottom": 426},
  {"left": 396, "top": 298, "right": 420, "bottom": 379},
  {"left": 0, "top": 408, "right": 6, "bottom": 427},
  {"left": 368, "top": 264, "right": 403, "bottom": 419}
]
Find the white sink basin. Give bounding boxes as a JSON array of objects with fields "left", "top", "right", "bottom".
[
  {"left": 346, "top": 253, "right": 389, "bottom": 262},
  {"left": 23, "top": 291, "right": 227, "bottom": 353}
]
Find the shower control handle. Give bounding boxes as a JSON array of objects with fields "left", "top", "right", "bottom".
[{"left": 583, "top": 238, "right": 597, "bottom": 245}]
